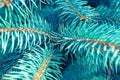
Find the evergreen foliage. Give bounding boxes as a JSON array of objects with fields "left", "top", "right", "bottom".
[{"left": 0, "top": 0, "right": 120, "bottom": 80}]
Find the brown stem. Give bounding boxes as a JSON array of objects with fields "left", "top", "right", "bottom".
[
  {"left": 54, "top": 38, "right": 120, "bottom": 51},
  {"left": 66, "top": 0, "right": 88, "bottom": 22},
  {"left": 0, "top": 0, "right": 12, "bottom": 7},
  {"left": 0, "top": 28, "right": 53, "bottom": 38},
  {"left": 33, "top": 54, "right": 53, "bottom": 80}
]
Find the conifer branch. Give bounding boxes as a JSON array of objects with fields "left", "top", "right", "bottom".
[
  {"left": 56, "top": 38, "right": 119, "bottom": 50},
  {"left": 33, "top": 54, "right": 53, "bottom": 80},
  {"left": 66, "top": 0, "right": 88, "bottom": 21},
  {"left": 0, "top": 28, "right": 53, "bottom": 38}
]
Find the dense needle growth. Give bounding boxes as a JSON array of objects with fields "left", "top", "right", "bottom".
[{"left": 0, "top": 0, "right": 120, "bottom": 80}]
